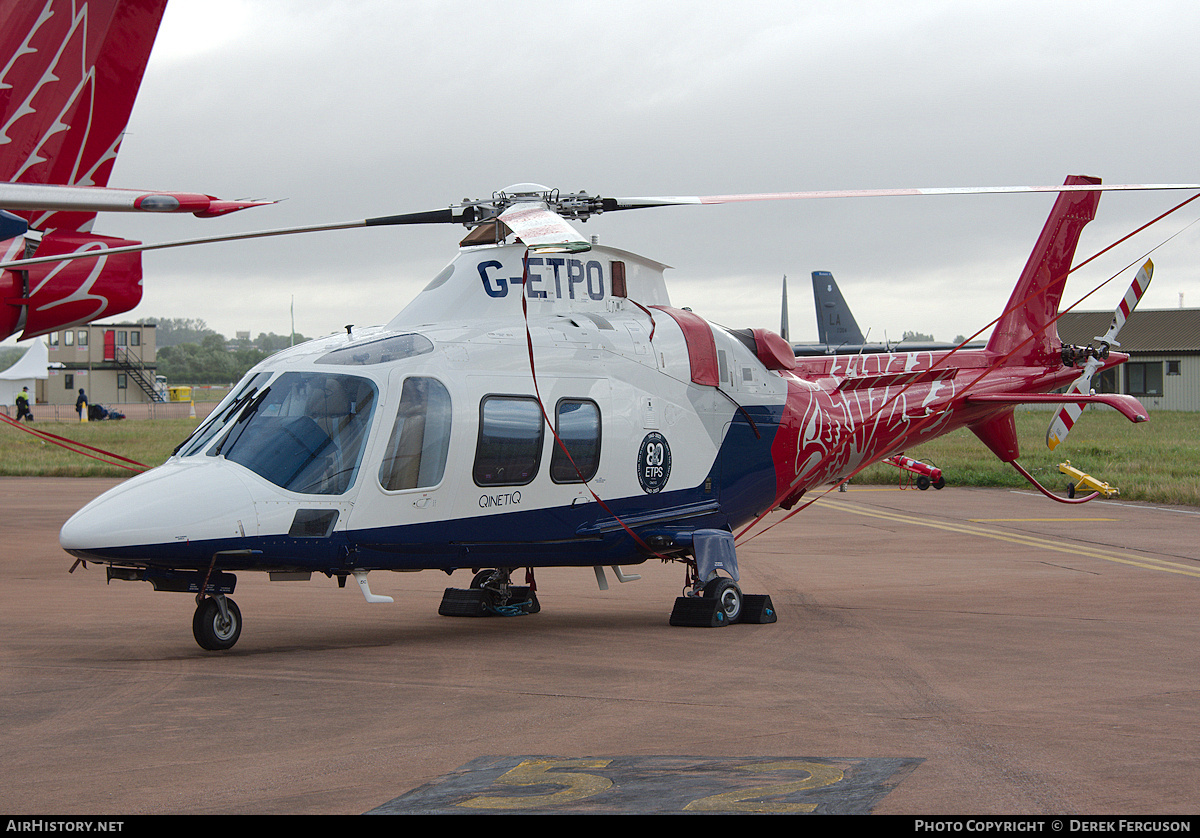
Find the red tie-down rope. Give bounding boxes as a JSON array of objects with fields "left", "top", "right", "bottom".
[
  {"left": 0, "top": 411, "right": 148, "bottom": 472},
  {"left": 518, "top": 251, "right": 676, "bottom": 564},
  {"left": 735, "top": 190, "right": 1200, "bottom": 544}
]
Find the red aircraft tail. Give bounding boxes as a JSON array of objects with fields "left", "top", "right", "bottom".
[
  {"left": 1, "top": 0, "right": 168, "bottom": 339},
  {"left": 0, "top": 0, "right": 168, "bottom": 231},
  {"left": 985, "top": 175, "right": 1101, "bottom": 365}
]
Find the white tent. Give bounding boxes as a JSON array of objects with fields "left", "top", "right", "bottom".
[{"left": 0, "top": 341, "right": 50, "bottom": 405}]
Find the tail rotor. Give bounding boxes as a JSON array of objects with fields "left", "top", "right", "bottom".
[{"left": 1046, "top": 259, "right": 1153, "bottom": 450}]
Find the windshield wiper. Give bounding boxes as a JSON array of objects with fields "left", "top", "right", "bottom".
[{"left": 211, "top": 386, "right": 272, "bottom": 457}]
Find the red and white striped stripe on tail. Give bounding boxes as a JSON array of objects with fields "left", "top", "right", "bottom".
[{"left": 1047, "top": 259, "right": 1153, "bottom": 450}]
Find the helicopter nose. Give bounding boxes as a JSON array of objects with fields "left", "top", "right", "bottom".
[{"left": 60, "top": 462, "right": 259, "bottom": 556}]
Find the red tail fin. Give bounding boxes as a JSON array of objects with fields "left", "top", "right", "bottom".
[
  {"left": 986, "top": 175, "right": 1101, "bottom": 365},
  {"left": 0, "top": 0, "right": 168, "bottom": 232}
]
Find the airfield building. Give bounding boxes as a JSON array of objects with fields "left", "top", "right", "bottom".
[
  {"left": 1058, "top": 309, "right": 1200, "bottom": 412},
  {"left": 40, "top": 322, "right": 161, "bottom": 407}
]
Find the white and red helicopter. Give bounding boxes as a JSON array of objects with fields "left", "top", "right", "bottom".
[
  {"left": 35, "top": 177, "right": 1179, "bottom": 650},
  {"left": 3, "top": 2, "right": 1194, "bottom": 651}
]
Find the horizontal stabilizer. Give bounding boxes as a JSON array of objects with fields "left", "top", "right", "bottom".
[
  {"left": 967, "top": 392, "right": 1148, "bottom": 424},
  {"left": 0, "top": 184, "right": 274, "bottom": 217}
]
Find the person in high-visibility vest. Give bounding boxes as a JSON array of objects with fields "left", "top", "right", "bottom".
[
  {"left": 15, "top": 386, "right": 32, "bottom": 422},
  {"left": 75, "top": 388, "right": 88, "bottom": 421}
]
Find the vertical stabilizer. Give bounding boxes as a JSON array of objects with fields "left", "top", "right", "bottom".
[
  {"left": 780, "top": 276, "right": 789, "bottom": 341},
  {"left": 0, "top": 0, "right": 169, "bottom": 232},
  {"left": 986, "top": 175, "right": 1101, "bottom": 364},
  {"left": 811, "top": 271, "right": 865, "bottom": 346}
]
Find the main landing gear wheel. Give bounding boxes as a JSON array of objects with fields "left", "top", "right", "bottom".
[
  {"left": 703, "top": 577, "right": 743, "bottom": 624},
  {"left": 192, "top": 596, "right": 242, "bottom": 651},
  {"left": 439, "top": 568, "right": 540, "bottom": 617}
]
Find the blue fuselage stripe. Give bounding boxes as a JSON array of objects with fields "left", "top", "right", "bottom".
[{"left": 77, "top": 405, "right": 786, "bottom": 574}]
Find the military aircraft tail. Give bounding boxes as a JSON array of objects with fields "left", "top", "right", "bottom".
[
  {"left": 986, "top": 174, "right": 1102, "bottom": 364},
  {"left": 811, "top": 270, "right": 865, "bottom": 347}
]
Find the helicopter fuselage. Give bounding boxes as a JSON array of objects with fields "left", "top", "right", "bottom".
[{"left": 59, "top": 242, "right": 1107, "bottom": 580}]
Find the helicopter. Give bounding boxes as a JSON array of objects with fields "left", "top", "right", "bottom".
[
  {"left": 3, "top": 2, "right": 1192, "bottom": 652},
  {"left": 32, "top": 175, "right": 1176, "bottom": 651}
]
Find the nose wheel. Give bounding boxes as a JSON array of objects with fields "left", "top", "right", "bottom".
[
  {"left": 703, "top": 576, "right": 744, "bottom": 623},
  {"left": 192, "top": 596, "right": 242, "bottom": 651}
]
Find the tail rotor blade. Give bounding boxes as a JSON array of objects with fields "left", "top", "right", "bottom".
[
  {"left": 1046, "top": 259, "right": 1154, "bottom": 450},
  {"left": 1101, "top": 259, "right": 1153, "bottom": 346},
  {"left": 1047, "top": 359, "right": 1101, "bottom": 450}
]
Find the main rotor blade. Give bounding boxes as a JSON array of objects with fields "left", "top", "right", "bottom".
[
  {"left": 0, "top": 206, "right": 487, "bottom": 270},
  {"left": 606, "top": 183, "right": 1200, "bottom": 211},
  {"left": 0, "top": 219, "right": 374, "bottom": 270},
  {"left": 4, "top": 182, "right": 1197, "bottom": 270}
]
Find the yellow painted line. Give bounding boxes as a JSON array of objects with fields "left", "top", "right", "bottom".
[
  {"left": 814, "top": 497, "right": 1200, "bottom": 579},
  {"left": 970, "top": 518, "right": 1119, "bottom": 523}
]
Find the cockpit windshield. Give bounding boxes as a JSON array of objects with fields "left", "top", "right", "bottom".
[
  {"left": 210, "top": 371, "right": 378, "bottom": 495},
  {"left": 175, "top": 371, "right": 272, "bottom": 458}
]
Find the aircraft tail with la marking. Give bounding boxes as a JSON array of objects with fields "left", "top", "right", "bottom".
[{"left": 811, "top": 270, "right": 866, "bottom": 347}]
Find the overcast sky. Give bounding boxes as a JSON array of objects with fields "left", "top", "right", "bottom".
[{"left": 11, "top": 0, "right": 1200, "bottom": 346}]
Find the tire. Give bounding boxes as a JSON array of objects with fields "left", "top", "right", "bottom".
[
  {"left": 1067, "top": 484, "right": 1076, "bottom": 499},
  {"left": 703, "top": 577, "right": 743, "bottom": 624},
  {"left": 192, "top": 597, "right": 242, "bottom": 651},
  {"left": 470, "top": 569, "right": 495, "bottom": 589},
  {"left": 916, "top": 475, "right": 931, "bottom": 490},
  {"left": 933, "top": 476, "right": 945, "bottom": 490}
]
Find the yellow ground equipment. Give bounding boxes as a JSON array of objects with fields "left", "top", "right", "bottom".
[{"left": 1059, "top": 460, "right": 1119, "bottom": 499}]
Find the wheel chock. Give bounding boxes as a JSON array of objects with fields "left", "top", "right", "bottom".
[
  {"left": 438, "top": 586, "right": 541, "bottom": 617},
  {"left": 438, "top": 587, "right": 490, "bottom": 617},
  {"left": 669, "top": 596, "right": 729, "bottom": 627},
  {"left": 740, "top": 593, "right": 778, "bottom": 624}
]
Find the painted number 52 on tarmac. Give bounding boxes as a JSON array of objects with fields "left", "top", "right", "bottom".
[{"left": 370, "top": 755, "right": 922, "bottom": 814}]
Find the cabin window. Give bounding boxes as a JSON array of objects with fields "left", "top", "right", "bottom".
[
  {"left": 317, "top": 333, "right": 433, "bottom": 366},
  {"left": 550, "top": 399, "right": 601, "bottom": 483},
  {"left": 64, "top": 330, "right": 74, "bottom": 346},
  {"left": 214, "top": 371, "right": 378, "bottom": 495},
  {"left": 473, "top": 396, "right": 544, "bottom": 486},
  {"left": 378, "top": 377, "right": 452, "bottom": 491},
  {"left": 78, "top": 330, "right": 88, "bottom": 347},
  {"left": 130, "top": 331, "right": 140, "bottom": 347},
  {"left": 1126, "top": 362, "right": 1163, "bottom": 396},
  {"left": 116, "top": 331, "right": 126, "bottom": 347},
  {"left": 1167, "top": 360, "right": 1181, "bottom": 376}
]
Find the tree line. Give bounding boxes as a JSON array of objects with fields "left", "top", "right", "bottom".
[{"left": 138, "top": 318, "right": 307, "bottom": 385}]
